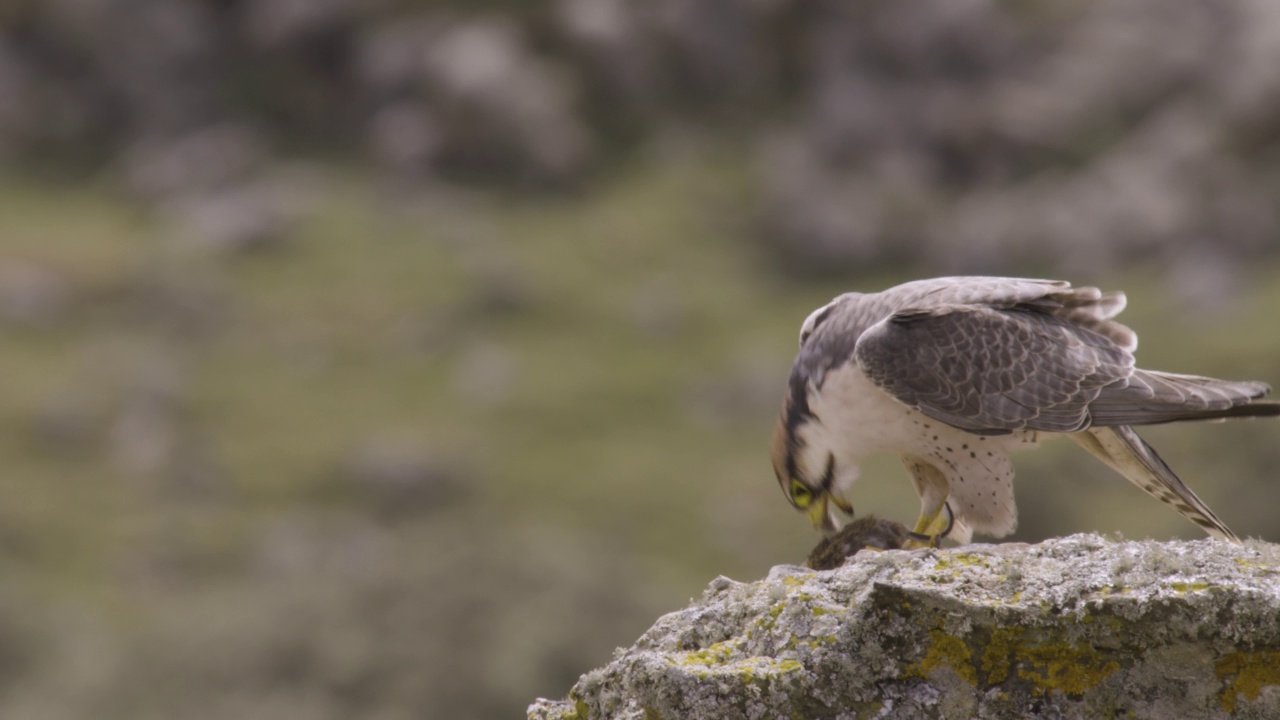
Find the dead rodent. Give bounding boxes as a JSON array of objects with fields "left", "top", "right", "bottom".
[{"left": 805, "top": 516, "right": 909, "bottom": 570}]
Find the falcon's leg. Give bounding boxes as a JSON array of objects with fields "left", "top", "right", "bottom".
[{"left": 902, "top": 457, "right": 953, "bottom": 548}]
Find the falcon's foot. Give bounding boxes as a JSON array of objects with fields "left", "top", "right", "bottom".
[{"left": 904, "top": 502, "right": 954, "bottom": 549}]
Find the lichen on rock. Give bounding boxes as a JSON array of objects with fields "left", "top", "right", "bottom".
[{"left": 529, "top": 534, "right": 1280, "bottom": 720}]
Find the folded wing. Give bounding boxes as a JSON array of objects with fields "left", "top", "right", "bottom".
[{"left": 854, "top": 304, "right": 1277, "bottom": 434}]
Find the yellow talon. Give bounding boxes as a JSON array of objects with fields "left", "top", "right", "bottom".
[
  {"left": 904, "top": 502, "right": 954, "bottom": 549},
  {"left": 902, "top": 535, "right": 938, "bottom": 550}
]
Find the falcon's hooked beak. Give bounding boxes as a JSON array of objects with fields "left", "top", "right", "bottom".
[{"left": 810, "top": 491, "right": 854, "bottom": 534}]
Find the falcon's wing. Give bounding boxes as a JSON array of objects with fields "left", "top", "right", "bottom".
[{"left": 854, "top": 304, "right": 1133, "bottom": 434}]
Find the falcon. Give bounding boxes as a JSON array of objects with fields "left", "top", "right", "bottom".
[{"left": 771, "top": 276, "right": 1280, "bottom": 546}]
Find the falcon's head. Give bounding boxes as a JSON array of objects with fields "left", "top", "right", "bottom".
[
  {"left": 772, "top": 296, "right": 858, "bottom": 533},
  {"left": 771, "top": 378, "right": 855, "bottom": 535}
]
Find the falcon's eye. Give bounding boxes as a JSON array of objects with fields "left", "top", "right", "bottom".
[{"left": 789, "top": 479, "right": 814, "bottom": 509}]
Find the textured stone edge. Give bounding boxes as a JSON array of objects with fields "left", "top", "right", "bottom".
[{"left": 529, "top": 534, "right": 1280, "bottom": 720}]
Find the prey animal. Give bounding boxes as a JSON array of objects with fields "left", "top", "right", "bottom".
[{"left": 772, "top": 276, "right": 1280, "bottom": 547}]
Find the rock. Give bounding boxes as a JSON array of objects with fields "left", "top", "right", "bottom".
[
  {"left": 158, "top": 165, "right": 318, "bottom": 256},
  {"left": 552, "top": 0, "right": 658, "bottom": 120},
  {"left": 648, "top": 0, "right": 790, "bottom": 105},
  {"left": 335, "top": 436, "right": 469, "bottom": 519},
  {"left": 162, "top": 186, "right": 291, "bottom": 254},
  {"left": 353, "top": 19, "right": 435, "bottom": 99},
  {"left": 120, "top": 123, "right": 266, "bottom": 200},
  {"left": 757, "top": 130, "right": 923, "bottom": 276},
  {"left": 757, "top": 0, "right": 1280, "bottom": 277},
  {"left": 0, "top": 38, "right": 37, "bottom": 158},
  {"left": 41, "top": 0, "right": 221, "bottom": 138},
  {"left": 422, "top": 19, "right": 593, "bottom": 186},
  {"left": 367, "top": 100, "right": 441, "bottom": 179},
  {"left": 241, "top": 0, "right": 364, "bottom": 51},
  {"left": 530, "top": 534, "right": 1280, "bottom": 719},
  {"left": 0, "top": 261, "right": 74, "bottom": 328}
]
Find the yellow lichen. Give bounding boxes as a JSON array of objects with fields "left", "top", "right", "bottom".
[
  {"left": 774, "top": 658, "right": 803, "bottom": 672},
  {"left": 1082, "top": 585, "right": 1115, "bottom": 602},
  {"left": 957, "top": 548, "right": 993, "bottom": 566},
  {"left": 913, "top": 624, "right": 1120, "bottom": 696},
  {"left": 932, "top": 552, "right": 991, "bottom": 569},
  {"left": 1169, "top": 581, "right": 1210, "bottom": 593},
  {"left": 566, "top": 690, "right": 590, "bottom": 720},
  {"left": 784, "top": 633, "right": 839, "bottom": 652},
  {"left": 677, "top": 640, "right": 737, "bottom": 666},
  {"left": 1216, "top": 651, "right": 1280, "bottom": 712},
  {"left": 980, "top": 627, "right": 1021, "bottom": 683},
  {"left": 1015, "top": 643, "right": 1120, "bottom": 695},
  {"left": 909, "top": 628, "right": 979, "bottom": 686},
  {"left": 672, "top": 643, "right": 805, "bottom": 687},
  {"left": 698, "top": 656, "right": 804, "bottom": 685}
]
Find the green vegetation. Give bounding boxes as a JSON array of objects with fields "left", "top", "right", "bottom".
[{"left": 0, "top": 152, "right": 1278, "bottom": 718}]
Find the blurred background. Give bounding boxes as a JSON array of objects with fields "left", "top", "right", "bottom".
[{"left": 1, "top": 0, "right": 1280, "bottom": 718}]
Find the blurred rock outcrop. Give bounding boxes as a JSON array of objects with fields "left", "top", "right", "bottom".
[
  {"left": 3, "top": 0, "right": 1279, "bottom": 277},
  {"left": 0, "top": 261, "right": 72, "bottom": 328},
  {"left": 421, "top": 20, "right": 592, "bottom": 185},
  {"left": 335, "top": 435, "right": 469, "bottom": 520},
  {"left": 759, "top": 0, "right": 1280, "bottom": 277},
  {"left": 532, "top": 535, "right": 1280, "bottom": 720}
]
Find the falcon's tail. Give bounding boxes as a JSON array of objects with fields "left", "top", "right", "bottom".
[
  {"left": 1090, "top": 371, "right": 1280, "bottom": 427},
  {"left": 1072, "top": 426, "right": 1240, "bottom": 542}
]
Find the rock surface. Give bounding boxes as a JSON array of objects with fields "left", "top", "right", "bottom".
[{"left": 529, "top": 534, "right": 1280, "bottom": 720}]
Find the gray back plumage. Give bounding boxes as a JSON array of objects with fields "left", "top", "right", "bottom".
[{"left": 793, "top": 276, "right": 1276, "bottom": 435}]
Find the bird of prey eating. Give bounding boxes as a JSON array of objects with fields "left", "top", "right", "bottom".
[{"left": 772, "top": 276, "right": 1280, "bottom": 546}]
